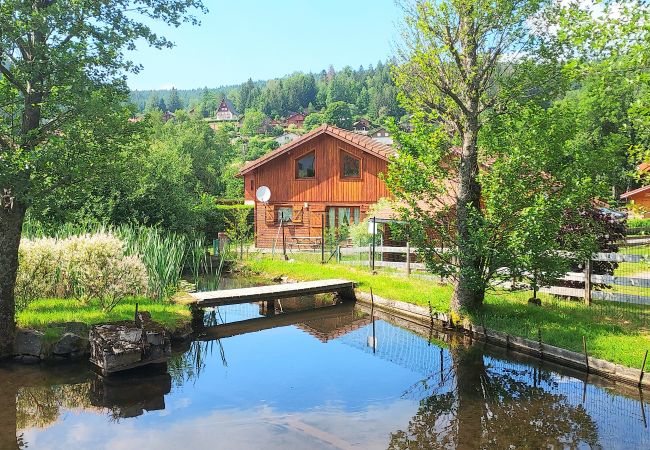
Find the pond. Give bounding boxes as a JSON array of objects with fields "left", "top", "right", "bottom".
[{"left": 1, "top": 276, "right": 649, "bottom": 449}]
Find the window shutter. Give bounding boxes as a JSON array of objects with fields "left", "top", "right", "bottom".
[
  {"left": 292, "top": 207, "right": 304, "bottom": 224},
  {"left": 265, "top": 205, "right": 275, "bottom": 224}
]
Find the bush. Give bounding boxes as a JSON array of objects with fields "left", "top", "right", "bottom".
[
  {"left": 627, "top": 218, "right": 650, "bottom": 229},
  {"left": 16, "top": 232, "right": 148, "bottom": 312},
  {"left": 204, "top": 204, "right": 254, "bottom": 242}
]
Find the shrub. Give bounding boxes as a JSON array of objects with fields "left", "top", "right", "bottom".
[
  {"left": 16, "top": 232, "right": 148, "bottom": 312},
  {"left": 203, "top": 204, "right": 254, "bottom": 242},
  {"left": 15, "top": 238, "right": 63, "bottom": 308}
]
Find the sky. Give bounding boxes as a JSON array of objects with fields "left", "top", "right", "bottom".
[{"left": 126, "top": 0, "right": 403, "bottom": 91}]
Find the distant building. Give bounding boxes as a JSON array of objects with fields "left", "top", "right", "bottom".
[
  {"left": 369, "top": 127, "right": 393, "bottom": 145},
  {"left": 285, "top": 112, "right": 306, "bottom": 128},
  {"left": 353, "top": 118, "right": 372, "bottom": 134},
  {"left": 275, "top": 132, "right": 300, "bottom": 146},
  {"left": 621, "top": 186, "right": 650, "bottom": 217},
  {"left": 215, "top": 97, "right": 239, "bottom": 121},
  {"left": 161, "top": 111, "right": 175, "bottom": 123}
]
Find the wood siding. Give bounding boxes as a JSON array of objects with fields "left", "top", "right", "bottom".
[{"left": 245, "top": 134, "right": 392, "bottom": 247}]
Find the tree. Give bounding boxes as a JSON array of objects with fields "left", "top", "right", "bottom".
[
  {"left": 167, "top": 87, "right": 182, "bottom": 112},
  {"left": 392, "top": 0, "right": 551, "bottom": 312},
  {"left": 0, "top": 0, "right": 206, "bottom": 358},
  {"left": 304, "top": 112, "right": 326, "bottom": 130},
  {"left": 240, "top": 109, "right": 268, "bottom": 136},
  {"left": 324, "top": 101, "right": 353, "bottom": 129}
]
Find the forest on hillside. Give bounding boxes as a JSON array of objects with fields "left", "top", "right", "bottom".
[{"left": 130, "top": 61, "right": 404, "bottom": 122}]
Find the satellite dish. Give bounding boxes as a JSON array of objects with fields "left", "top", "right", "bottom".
[{"left": 256, "top": 186, "right": 271, "bottom": 203}]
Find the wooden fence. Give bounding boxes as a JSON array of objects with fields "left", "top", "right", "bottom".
[{"left": 339, "top": 246, "right": 650, "bottom": 307}]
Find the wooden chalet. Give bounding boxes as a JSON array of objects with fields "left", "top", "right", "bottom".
[
  {"left": 621, "top": 185, "right": 650, "bottom": 217},
  {"left": 285, "top": 112, "right": 306, "bottom": 128},
  {"left": 353, "top": 118, "right": 372, "bottom": 134},
  {"left": 238, "top": 124, "right": 395, "bottom": 248},
  {"left": 215, "top": 97, "right": 239, "bottom": 121}
]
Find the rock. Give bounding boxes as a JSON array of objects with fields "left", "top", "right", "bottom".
[
  {"left": 90, "top": 313, "right": 171, "bottom": 375},
  {"left": 14, "top": 329, "right": 44, "bottom": 358},
  {"left": 52, "top": 332, "right": 89, "bottom": 357},
  {"left": 170, "top": 321, "right": 193, "bottom": 341}
]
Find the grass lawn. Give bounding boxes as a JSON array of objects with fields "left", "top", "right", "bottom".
[
  {"left": 243, "top": 254, "right": 650, "bottom": 369},
  {"left": 17, "top": 296, "right": 191, "bottom": 332}
]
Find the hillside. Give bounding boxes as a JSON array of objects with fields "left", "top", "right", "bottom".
[{"left": 129, "top": 61, "right": 404, "bottom": 122}]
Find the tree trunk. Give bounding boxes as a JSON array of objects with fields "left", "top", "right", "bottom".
[
  {"left": 0, "top": 201, "right": 26, "bottom": 359},
  {"left": 451, "top": 118, "right": 485, "bottom": 313}
]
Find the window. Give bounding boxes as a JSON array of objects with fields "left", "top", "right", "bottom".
[
  {"left": 277, "top": 207, "right": 293, "bottom": 224},
  {"left": 250, "top": 179, "right": 254, "bottom": 190},
  {"left": 341, "top": 151, "right": 361, "bottom": 178},
  {"left": 296, "top": 152, "right": 315, "bottom": 179},
  {"left": 327, "top": 207, "right": 360, "bottom": 228}
]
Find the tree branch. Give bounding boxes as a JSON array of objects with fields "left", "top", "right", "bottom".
[{"left": 0, "top": 63, "right": 27, "bottom": 95}]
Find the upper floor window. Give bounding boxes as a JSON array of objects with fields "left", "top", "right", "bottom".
[
  {"left": 296, "top": 152, "right": 315, "bottom": 179},
  {"left": 341, "top": 151, "right": 361, "bottom": 178}
]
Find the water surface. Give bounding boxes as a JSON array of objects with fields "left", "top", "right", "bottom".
[{"left": 1, "top": 278, "right": 649, "bottom": 449}]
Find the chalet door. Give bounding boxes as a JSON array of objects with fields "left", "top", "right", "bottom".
[{"left": 326, "top": 207, "right": 360, "bottom": 229}]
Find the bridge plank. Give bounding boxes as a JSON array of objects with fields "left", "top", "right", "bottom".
[{"left": 189, "top": 279, "right": 356, "bottom": 307}]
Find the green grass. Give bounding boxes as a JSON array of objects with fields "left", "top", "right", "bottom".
[
  {"left": 243, "top": 254, "right": 650, "bottom": 369},
  {"left": 17, "top": 296, "right": 191, "bottom": 332},
  {"left": 244, "top": 255, "right": 453, "bottom": 312}
]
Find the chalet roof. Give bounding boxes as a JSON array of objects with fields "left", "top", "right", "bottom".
[
  {"left": 638, "top": 162, "right": 650, "bottom": 173},
  {"left": 621, "top": 185, "right": 650, "bottom": 199},
  {"left": 220, "top": 97, "right": 238, "bottom": 115},
  {"left": 238, "top": 124, "right": 395, "bottom": 176}
]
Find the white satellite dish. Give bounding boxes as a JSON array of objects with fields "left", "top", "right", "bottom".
[{"left": 256, "top": 186, "right": 271, "bottom": 203}]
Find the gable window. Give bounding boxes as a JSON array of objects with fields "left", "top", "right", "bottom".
[
  {"left": 341, "top": 151, "right": 361, "bottom": 178},
  {"left": 296, "top": 152, "right": 315, "bottom": 179}
]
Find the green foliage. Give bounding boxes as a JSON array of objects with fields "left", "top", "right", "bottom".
[
  {"left": 627, "top": 218, "right": 650, "bottom": 229},
  {"left": 324, "top": 101, "right": 353, "bottom": 129},
  {"left": 225, "top": 208, "right": 253, "bottom": 259},
  {"left": 304, "top": 112, "right": 326, "bottom": 130},
  {"left": 240, "top": 109, "right": 268, "bottom": 136},
  {"left": 203, "top": 204, "right": 253, "bottom": 242},
  {"left": 130, "top": 62, "right": 404, "bottom": 122},
  {"left": 16, "top": 232, "right": 148, "bottom": 312},
  {"left": 167, "top": 87, "right": 183, "bottom": 112}
]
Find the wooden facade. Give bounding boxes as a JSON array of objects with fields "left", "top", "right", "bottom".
[
  {"left": 621, "top": 185, "right": 650, "bottom": 217},
  {"left": 239, "top": 124, "right": 394, "bottom": 248}
]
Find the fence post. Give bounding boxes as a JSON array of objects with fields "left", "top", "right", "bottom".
[
  {"left": 321, "top": 213, "right": 325, "bottom": 264},
  {"left": 371, "top": 217, "right": 376, "bottom": 272},
  {"left": 584, "top": 258, "right": 592, "bottom": 306},
  {"left": 406, "top": 240, "right": 411, "bottom": 277}
]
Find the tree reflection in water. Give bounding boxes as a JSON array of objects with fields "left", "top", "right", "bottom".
[
  {"left": 388, "top": 341, "right": 601, "bottom": 449},
  {"left": 0, "top": 365, "right": 172, "bottom": 450}
]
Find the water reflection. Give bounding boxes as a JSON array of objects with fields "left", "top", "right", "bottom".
[
  {"left": 1, "top": 295, "right": 649, "bottom": 449},
  {"left": 1, "top": 364, "right": 172, "bottom": 450},
  {"left": 388, "top": 342, "right": 600, "bottom": 449}
]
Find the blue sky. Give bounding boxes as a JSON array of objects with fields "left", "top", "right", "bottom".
[{"left": 126, "top": 0, "right": 402, "bottom": 90}]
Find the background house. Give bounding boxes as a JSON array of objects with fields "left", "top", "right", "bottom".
[
  {"left": 215, "top": 97, "right": 239, "bottom": 121},
  {"left": 238, "top": 124, "right": 394, "bottom": 248},
  {"left": 369, "top": 127, "right": 393, "bottom": 145},
  {"left": 621, "top": 185, "right": 650, "bottom": 217},
  {"left": 353, "top": 118, "right": 372, "bottom": 134},
  {"left": 285, "top": 112, "right": 306, "bottom": 128}
]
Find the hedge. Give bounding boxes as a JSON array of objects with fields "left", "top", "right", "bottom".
[{"left": 203, "top": 204, "right": 254, "bottom": 241}]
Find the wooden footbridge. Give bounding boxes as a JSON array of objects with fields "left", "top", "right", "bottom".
[{"left": 186, "top": 279, "right": 357, "bottom": 308}]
